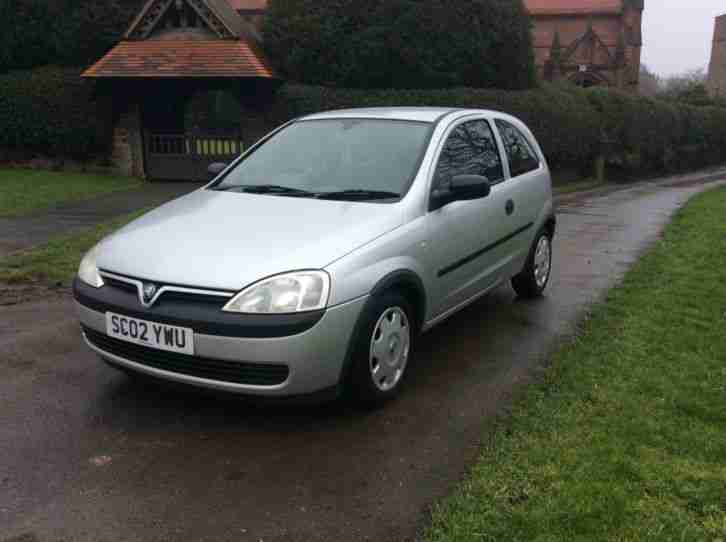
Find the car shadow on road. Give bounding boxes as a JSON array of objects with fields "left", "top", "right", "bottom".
[{"left": 88, "top": 284, "right": 556, "bottom": 439}]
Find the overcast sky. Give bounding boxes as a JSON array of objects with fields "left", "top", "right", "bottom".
[{"left": 642, "top": 0, "right": 724, "bottom": 77}]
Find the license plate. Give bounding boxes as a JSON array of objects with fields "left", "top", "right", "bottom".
[{"left": 105, "top": 312, "right": 194, "bottom": 355}]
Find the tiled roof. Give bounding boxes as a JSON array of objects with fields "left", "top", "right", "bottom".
[
  {"left": 524, "top": 0, "right": 622, "bottom": 15},
  {"left": 82, "top": 40, "right": 277, "bottom": 78}
]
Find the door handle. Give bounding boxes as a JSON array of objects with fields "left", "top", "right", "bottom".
[{"left": 505, "top": 199, "right": 515, "bottom": 216}]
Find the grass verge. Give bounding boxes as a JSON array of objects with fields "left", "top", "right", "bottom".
[
  {"left": 0, "top": 168, "right": 142, "bottom": 217},
  {"left": 0, "top": 210, "right": 146, "bottom": 286},
  {"left": 426, "top": 186, "right": 726, "bottom": 541}
]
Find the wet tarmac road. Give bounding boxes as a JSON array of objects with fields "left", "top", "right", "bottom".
[{"left": 2, "top": 180, "right": 724, "bottom": 542}]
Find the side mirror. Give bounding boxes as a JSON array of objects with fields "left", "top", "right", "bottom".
[
  {"left": 451, "top": 174, "right": 491, "bottom": 200},
  {"left": 207, "top": 162, "right": 228, "bottom": 178},
  {"left": 432, "top": 174, "right": 491, "bottom": 210}
]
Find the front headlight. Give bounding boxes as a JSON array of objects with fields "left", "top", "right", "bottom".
[
  {"left": 78, "top": 245, "right": 104, "bottom": 288},
  {"left": 223, "top": 271, "right": 330, "bottom": 314}
]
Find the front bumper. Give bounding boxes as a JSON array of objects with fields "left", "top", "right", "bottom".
[{"left": 74, "top": 283, "right": 367, "bottom": 397}]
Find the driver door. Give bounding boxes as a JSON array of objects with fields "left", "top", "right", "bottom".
[{"left": 424, "top": 118, "right": 509, "bottom": 319}]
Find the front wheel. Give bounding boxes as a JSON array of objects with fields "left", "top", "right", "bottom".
[
  {"left": 347, "top": 292, "right": 414, "bottom": 407},
  {"left": 511, "top": 229, "right": 553, "bottom": 298}
]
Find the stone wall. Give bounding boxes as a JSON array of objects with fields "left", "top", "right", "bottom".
[
  {"left": 708, "top": 14, "right": 726, "bottom": 97},
  {"left": 111, "top": 102, "right": 145, "bottom": 179}
]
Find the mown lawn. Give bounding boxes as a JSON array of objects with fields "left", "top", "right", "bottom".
[
  {"left": 0, "top": 168, "right": 141, "bottom": 217},
  {"left": 427, "top": 186, "right": 726, "bottom": 541},
  {"left": 0, "top": 210, "right": 146, "bottom": 285}
]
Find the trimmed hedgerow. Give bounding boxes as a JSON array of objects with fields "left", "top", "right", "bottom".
[
  {"left": 583, "top": 87, "right": 726, "bottom": 173},
  {"left": 270, "top": 83, "right": 601, "bottom": 172},
  {"left": 0, "top": 66, "right": 109, "bottom": 157},
  {"left": 267, "top": 83, "right": 726, "bottom": 175},
  {"left": 263, "top": 0, "right": 536, "bottom": 90},
  {"left": 0, "top": 0, "right": 146, "bottom": 73},
  {"left": 0, "top": 0, "right": 55, "bottom": 73},
  {"left": 1, "top": 69, "right": 725, "bottom": 175}
]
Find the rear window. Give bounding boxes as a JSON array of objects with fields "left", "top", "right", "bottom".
[{"left": 495, "top": 120, "right": 540, "bottom": 177}]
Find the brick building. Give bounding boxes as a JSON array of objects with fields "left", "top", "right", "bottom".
[
  {"left": 233, "top": 0, "right": 646, "bottom": 91},
  {"left": 708, "top": 14, "right": 726, "bottom": 97},
  {"left": 528, "top": 0, "right": 644, "bottom": 90}
]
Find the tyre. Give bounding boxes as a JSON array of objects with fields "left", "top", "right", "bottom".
[
  {"left": 347, "top": 291, "right": 415, "bottom": 407},
  {"left": 511, "top": 229, "right": 553, "bottom": 299}
]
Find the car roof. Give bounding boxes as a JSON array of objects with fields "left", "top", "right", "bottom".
[{"left": 299, "top": 107, "right": 500, "bottom": 124}]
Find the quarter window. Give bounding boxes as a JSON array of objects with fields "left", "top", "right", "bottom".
[
  {"left": 432, "top": 120, "right": 505, "bottom": 191},
  {"left": 495, "top": 120, "right": 540, "bottom": 177}
]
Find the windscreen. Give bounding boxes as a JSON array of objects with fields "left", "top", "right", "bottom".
[{"left": 213, "top": 119, "right": 432, "bottom": 198}]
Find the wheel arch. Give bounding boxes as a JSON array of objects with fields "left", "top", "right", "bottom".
[
  {"left": 370, "top": 269, "right": 427, "bottom": 334},
  {"left": 336, "top": 269, "right": 427, "bottom": 398},
  {"left": 544, "top": 214, "right": 557, "bottom": 239}
]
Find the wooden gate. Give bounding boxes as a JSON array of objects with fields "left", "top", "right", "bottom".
[{"left": 144, "top": 131, "right": 244, "bottom": 181}]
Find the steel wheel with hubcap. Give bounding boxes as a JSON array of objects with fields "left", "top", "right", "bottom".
[
  {"left": 369, "top": 307, "right": 410, "bottom": 392},
  {"left": 512, "top": 229, "right": 553, "bottom": 298},
  {"left": 533, "top": 235, "right": 552, "bottom": 289},
  {"left": 348, "top": 292, "right": 415, "bottom": 406}
]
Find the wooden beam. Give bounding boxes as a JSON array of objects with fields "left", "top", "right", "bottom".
[
  {"left": 129, "top": 0, "right": 176, "bottom": 39},
  {"left": 186, "top": 0, "right": 233, "bottom": 39}
]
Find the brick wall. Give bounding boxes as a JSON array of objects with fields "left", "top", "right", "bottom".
[
  {"left": 512, "top": 2, "right": 644, "bottom": 90},
  {"left": 708, "top": 14, "right": 726, "bottom": 97},
  {"left": 111, "top": 102, "right": 145, "bottom": 179}
]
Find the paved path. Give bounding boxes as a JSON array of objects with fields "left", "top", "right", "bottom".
[
  {"left": 0, "top": 182, "right": 202, "bottom": 258},
  {"left": 1, "top": 177, "right": 724, "bottom": 542}
]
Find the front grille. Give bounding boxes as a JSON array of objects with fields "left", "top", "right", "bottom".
[
  {"left": 104, "top": 276, "right": 137, "bottom": 294},
  {"left": 158, "top": 290, "right": 231, "bottom": 306},
  {"left": 103, "top": 276, "right": 231, "bottom": 308},
  {"left": 83, "top": 327, "right": 289, "bottom": 387}
]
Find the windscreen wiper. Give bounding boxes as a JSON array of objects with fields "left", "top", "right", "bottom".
[
  {"left": 215, "top": 184, "right": 316, "bottom": 197},
  {"left": 315, "top": 189, "right": 401, "bottom": 201}
]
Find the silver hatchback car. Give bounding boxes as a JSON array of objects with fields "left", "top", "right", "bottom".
[{"left": 74, "top": 107, "right": 555, "bottom": 405}]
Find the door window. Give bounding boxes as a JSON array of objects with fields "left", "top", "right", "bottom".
[
  {"left": 495, "top": 120, "right": 540, "bottom": 178},
  {"left": 432, "top": 120, "right": 504, "bottom": 192}
]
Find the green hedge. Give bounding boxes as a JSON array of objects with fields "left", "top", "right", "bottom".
[
  {"left": 583, "top": 88, "right": 726, "bottom": 173},
  {"left": 269, "top": 83, "right": 726, "bottom": 175},
  {"left": 263, "top": 0, "right": 535, "bottom": 90},
  {"left": 1, "top": 68, "right": 725, "bottom": 175},
  {"left": 0, "top": 66, "right": 109, "bottom": 157},
  {"left": 0, "top": 0, "right": 145, "bottom": 73},
  {"left": 271, "top": 84, "right": 602, "bottom": 172},
  {"left": 0, "top": 0, "right": 55, "bottom": 73}
]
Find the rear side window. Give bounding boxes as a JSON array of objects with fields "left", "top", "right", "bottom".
[
  {"left": 495, "top": 119, "right": 540, "bottom": 177},
  {"left": 432, "top": 120, "right": 505, "bottom": 191}
]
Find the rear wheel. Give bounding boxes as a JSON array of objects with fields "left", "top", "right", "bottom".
[
  {"left": 511, "top": 229, "right": 552, "bottom": 298},
  {"left": 347, "top": 292, "right": 414, "bottom": 407}
]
